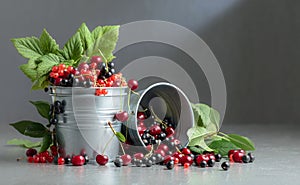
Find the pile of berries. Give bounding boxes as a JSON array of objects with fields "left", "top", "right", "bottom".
[
  {"left": 48, "top": 56, "right": 127, "bottom": 89},
  {"left": 228, "top": 149, "right": 255, "bottom": 163}
]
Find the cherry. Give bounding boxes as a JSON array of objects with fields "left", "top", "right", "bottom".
[
  {"left": 121, "top": 154, "right": 132, "bottom": 166},
  {"left": 91, "top": 56, "right": 102, "bottom": 63},
  {"left": 221, "top": 161, "right": 230, "bottom": 171},
  {"left": 96, "top": 154, "right": 109, "bottom": 165},
  {"left": 163, "top": 155, "right": 175, "bottom": 164},
  {"left": 57, "top": 157, "right": 65, "bottom": 165},
  {"left": 195, "top": 155, "right": 209, "bottom": 165},
  {"left": 155, "top": 149, "right": 166, "bottom": 157},
  {"left": 181, "top": 155, "right": 193, "bottom": 166},
  {"left": 26, "top": 148, "right": 37, "bottom": 157},
  {"left": 166, "top": 127, "right": 175, "bottom": 137},
  {"left": 72, "top": 155, "right": 85, "bottom": 166},
  {"left": 115, "top": 111, "right": 129, "bottom": 122},
  {"left": 128, "top": 79, "right": 138, "bottom": 90},
  {"left": 149, "top": 125, "right": 161, "bottom": 135},
  {"left": 181, "top": 148, "right": 191, "bottom": 155},
  {"left": 137, "top": 125, "right": 147, "bottom": 136},
  {"left": 232, "top": 152, "right": 244, "bottom": 163},
  {"left": 134, "top": 153, "right": 144, "bottom": 160},
  {"left": 137, "top": 112, "right": 146, "bottom": 121},
  {"left": 157, "top": 144, "right": 169, "bottom": 153}
]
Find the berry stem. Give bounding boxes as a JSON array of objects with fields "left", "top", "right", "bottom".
[
  {"left": 119, "top": 142, "right": 126, "bottom": 155},
  {"left": 107, "top": 121, "right": 117, "bottom": 135},
  {"left": 149, "top": 106, "right": 168, "bottom": 128}
]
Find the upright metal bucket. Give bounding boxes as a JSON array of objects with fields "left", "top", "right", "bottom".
[
  {"left": 49, "top": 86, "right": 128, "bottom": 160},
  {"left": 124, "top": 82, "right": 194, "bottom": 149}
]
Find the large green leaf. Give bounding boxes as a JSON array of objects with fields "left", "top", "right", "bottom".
[
  {"left": 208, "top": 136, "right": 239, "bottom": 156},
  {"left": 91, "top": 26, "right": 103, "bottom": 41},
  {"left": 77, "top": 23, "right": 93, "bottom": 51},
  {"left": 39, "top": 29, "right": 59, "bottom": 54},
  {"left": 11, "top": 37, "right": 43, "bottom": 59},
  {"left": 7, "top": 138, "right": 42, "bottom": 148},
  {"left": 31, "top": 75, "right": 49, "bottom": 90},
  {"left": 40, "top": 132, "right": 52, "bottom": 152},
  {"left": 29, "top": 101, "right": 50, "bottom": 120},
  {"left": 59, "top": 32, "right": 83, "bottom": 61},
  {"left": 36, "top": 53, "right": 60, "bottom": 78},
  {"left": 225, "top": 134, "right": 255, "bottom": 151},
  {"left": 187, "top": 126, "right": 211, "bottom": 141},
  {"left": 10, "top": 121, "right": 47, "bottom": 138},
  {"left": 87, "top": 25, "right": 119, "bottom": 60},
  {"left": 188, "top": 136, "right": 213, "bottom": 151},
  {"left": 19, "top": 64, "right": 37, "bottom": 82}
]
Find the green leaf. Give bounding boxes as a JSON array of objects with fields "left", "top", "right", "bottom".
[
  {"left": 116, "top": 132, "right": 126, "bottom": 143},
  {"left": 28, "top": 58, "right": 38, "bottom": 69},
  {"left": 191, "top": 103, "right": 211, "bottom": 127},
  {"left": 77, "top": 23, "right": 93, "bottom": 50},
  {"left": 29, "top": 101, "right": 50, "bottom": 120},
  {"left": 59, "top": 32, "right": 83, "bottom": 61},
  {"left": 11, "top": 37, "right": 43, "bottom": 59},
  {"left": 61, "top": 59, "right": 75, "bottom": 66},
  {"left": 40, "top": 132, "right": 52, "bottom": 152},
  {"left": 188, "top": 136, "right": 213, "bottom": 151},
  {"left": 91, "top": 26, "right": 103, "bottom": 41},
  {"left": 10, "top": 120, "right": 47, "bottom": 138},
  {"left": 187, "top": 126, "right": 211, "bottom": 141},
  {"left": 87, "top": 25, "right": 119, "bottom": 59},
  {"left": 39, "top": 29, "right": 59, "bottom": 54},
  {"left": 7, "top": 138, "right": 41, "bottom": 148},
  {"left": 208, "top": 136, "right": 239, "bottom": 156},
  {"left": 31, "top": 75, "right": 49, "bottom": 90},
  {"left": 224, "top": 134, "right": 255, "bottom": 151},
  {"left": 19, "top": 64, "right": 37, "bottom": 82},
  {"left": 36, "top": 53, "right": 60, "bottom": 78},
  {"left": 188, "top": 146, "right": 205, "bottom": 154}
]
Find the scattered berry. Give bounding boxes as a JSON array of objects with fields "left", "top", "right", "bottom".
[
  {"left": 96, "top": 154, "right": 109, "bottom": 166},
  {"left": 221, "top": 161, "right": 230, "bottom": 171},
  {"left": 72, "top": 155, "right": 85, "bottom": 166}
]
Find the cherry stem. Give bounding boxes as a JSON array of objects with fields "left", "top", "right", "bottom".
[
  {"left": 145, "top": 145, "right": 154, "bottom": 158},
  {"left": 119, "top": 142, "right": 126, "bottom": 155},
  {"left": 107, "top": 121, "right": 117, "bottom": 135},
  {"left": 102, "top": 135, "right": 114, "bottom": 154}
]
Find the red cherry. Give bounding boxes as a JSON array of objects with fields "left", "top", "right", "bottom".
[
  {"left": 57, "top": 157, "right": 65, "bottom": 165},
  {"left": 181, "top": 155, "right": 193, "bottom": 165},
  {"left": 121, "top": 154, "right": 132, "bottom": 166},
  {"left": 137, "top": 125, "right": 147, "bottom": 136},
  {"left": 195, "top": 155, "right": 209, "bottom": 165},
  {"left": 72, "top": 155, "right": 85, "bottom": 166},
  {"left": 166, "top": 127, "right": 175, "bottom": 137},
  {"left": 232, "top": 152, "right": 244, "bottom": 163},
  {"left": 137, "top": 112, "right": 146, "bottom": 121},
  {"left": 115, "top": 111, "right": 129, "bottom": 122},
  {"left": 155, "top": 149, "right": 166, "bottom": 157},
  {"left": 163, "top": 155, "right": 175, "bottom": 164},
  {"left": 149, "top": 125, "right": 161, "bottom": 135},
  {"left": 91, "top": 56, "right": 102, "bottom": 63},
  {"left": 157, "top": 144, "right": 169, "bottom": 153},
  {"left": 96, "top": 154, "right": 109, "bottom": 165},
  {"left": 134, "top": 153, "right": 144, "bottom": 160},
  {"left": 181, "top": 148, "right": 191, "bottom": 155},
  {"left": 26, "top": 148, "right": 37, "bottom": 157},
  {"left": 128, "top": 79, "right": 138, "bottom": 90}
]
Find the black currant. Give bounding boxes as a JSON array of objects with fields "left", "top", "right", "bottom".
[
  {"left": 207, "top": 159, "right": 215, "bottom": 167},
  {"left": 215, "top": 153, "right": 222, "bottom": 162},
  {"left": 221, "top": 161, "right": 230, "bottom": 171},
  {"left": 166, "top": 160, "right": 174, "bottom": 170},
  {"left": 114, "top": 158, "right": 123, "bottom": 167},
  {"left": 242, "top": 155, "right": 250, "bottom": 163},
  {"left": 108, "top": 62, "right": 115, "bottom": 68},
  {"left": 135, "top": 159, "right": 143, "bottom": 167},
  {"left": 199, "top": 160, "right": 207, "bottom": 168},
  {"left": 83, "top": 154, "right": 89, "bottom": 165},
  {"left": 64, "top": 157, "right": 71, "bottom": 164},
  {"left": 248, "top": 153, "right": 255, "bottom": 163},
  {"left": 109, "top": 68, "right": 115, "bottom": 74},
  {"left": 54, "top": 101, "right": 61, "bottom": 107},
  {"left": 50, "top": 118, "right": 58, "bottom": 125},
  {"left": 44, "top": 87, "right": 49, "bottom": 92},
  {"left": 61, "top": 100, "right": 67, "bottom": 106}
]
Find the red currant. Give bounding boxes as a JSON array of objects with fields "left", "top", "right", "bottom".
[
  {"left": 57, "top": 157, "right": 65, "bottom": 165},
  {"left": 181, "top": 155, "right": 193, "bottom": 166},
  {"left": 33, "top": 155, "right": 40, "bottom": 163},
  {"left": 27, "top": 156, "right": 34, "bottom": 163},
  {"left": 52, "top": 66, "right": 59, "bottom": 72},
  {"left": 195, "top": 155, "right": 209, "bottom": 165},
  {"left": 46, "top": 156, "right": 54, "bottom": 163},
  {"left": 181, "top": 148, "right": 191, "bottom": 155}
]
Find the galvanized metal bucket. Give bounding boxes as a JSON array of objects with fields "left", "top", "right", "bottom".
[
  {"left": 124, "top": 82, "right": 194, "bottom": 149},
  {"left": 49, "top": 86, "right": 128, "bottom": 160}
]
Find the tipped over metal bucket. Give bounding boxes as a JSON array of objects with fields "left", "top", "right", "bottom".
[
  {"left": 49, "top": 86, "right": 128, "bottom": 160},
  {"left": 123, "top": 82, "right": 194, "bottom": 149}
]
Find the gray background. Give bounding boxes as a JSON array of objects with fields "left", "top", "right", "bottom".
[{"left": 1, "top": 0, "right": 299, "bottom": 127}]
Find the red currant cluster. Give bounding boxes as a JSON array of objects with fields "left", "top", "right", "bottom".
[
  {"left": 26, "top": 146, "right": 56, "bottom": 164},
  {"left": 48, "top": 56, "right": 127, "bottom": 90}
]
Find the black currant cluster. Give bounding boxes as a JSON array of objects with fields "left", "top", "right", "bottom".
[
  {"left": 98, "top": 62, "right": 115, "bottom": 79},
  {"left": 47, "top": 100, "right": 66, "bottom": 127}
]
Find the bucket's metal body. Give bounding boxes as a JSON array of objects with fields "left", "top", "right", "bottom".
[
  {"left": 49, "top": 86, "right": 128, "bottom": 160},
  {"left": 124, "top": 82, "right": 194, "bottom": 149}
]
